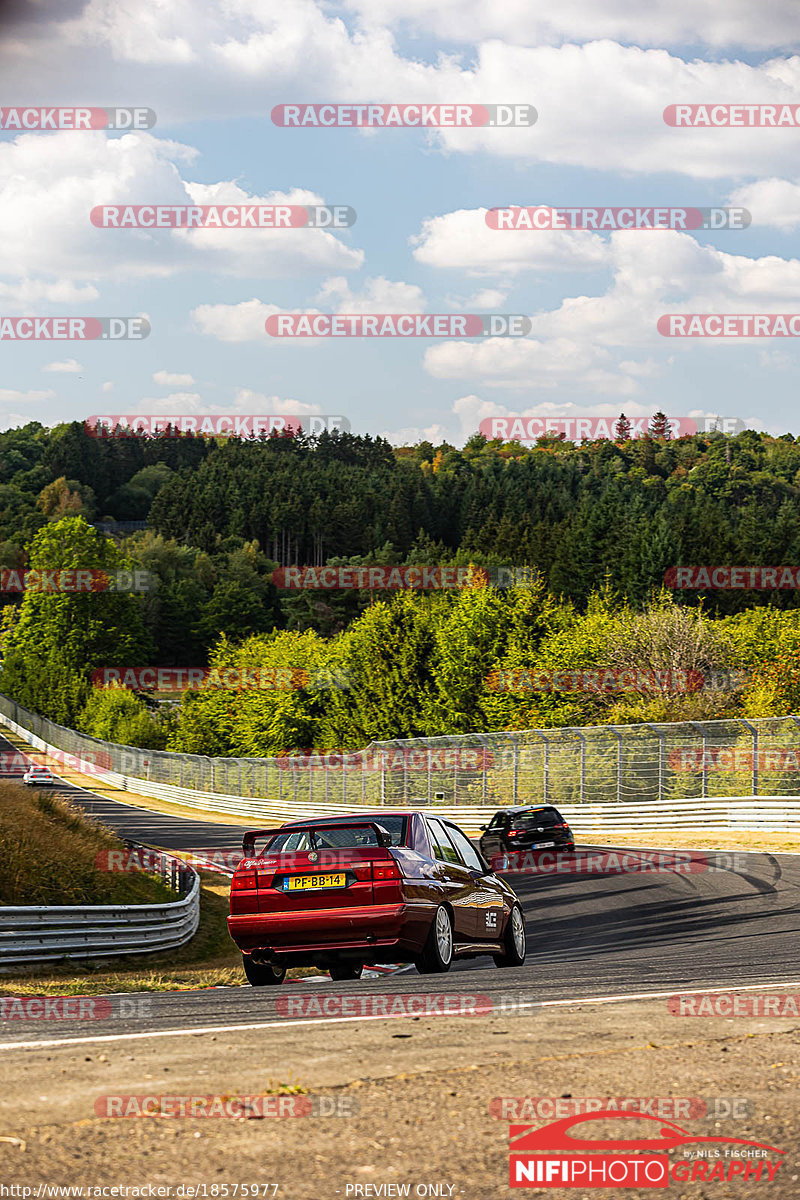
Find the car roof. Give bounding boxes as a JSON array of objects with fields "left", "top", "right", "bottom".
[
  {"left": 282, "top": 811, "right": 419, "bottom": 827},
  {"left": 507, "top": 804, "right": 558, "bottom": 812}
]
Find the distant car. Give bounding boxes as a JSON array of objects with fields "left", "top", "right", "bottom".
[
  {"left": 228, "top": 811, "right": 526, "bottom": 986},
  {"left": 22, "top": 764, "right": 54, "bottom": 787},
  {"left": 478, "top": 805, "right": 574, "bottom": 863}
]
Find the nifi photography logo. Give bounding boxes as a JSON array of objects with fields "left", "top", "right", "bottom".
[{"left": 508, "top": 1111, "right": 784, "bottom": 1188}]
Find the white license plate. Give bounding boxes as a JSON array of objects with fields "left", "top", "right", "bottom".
[{"left": 535, "top": 841, "right": 555, "bottom": 848}]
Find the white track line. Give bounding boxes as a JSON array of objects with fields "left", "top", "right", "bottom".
[{"left": 2, "top": 978, "right": 799, "bottom": 1052}]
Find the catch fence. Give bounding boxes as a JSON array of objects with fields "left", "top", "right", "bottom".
[{"left": 1, "top": 692, "right": 798, "bottom": 809}]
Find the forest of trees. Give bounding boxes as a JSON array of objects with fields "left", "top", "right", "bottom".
[{"left": 1, "top": 419, "right": 800, "bottom": 754}]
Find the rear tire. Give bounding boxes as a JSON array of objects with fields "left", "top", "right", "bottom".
[
  {"left": 242, "top": 955, "right": 287, "bottom": 986},
  {"left": 415, "top": 905, "right": 454, "bottom": 974},
  {"left": 329, "top": 963, "right": 363, "bottom": 981},
  {"left": 494, "top": 904, "right": 526, "bottom": 968}
]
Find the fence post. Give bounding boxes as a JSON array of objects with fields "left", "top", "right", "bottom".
[
  {"left": 646, "top": 726, "right": 666, "bottom": 803},
  {"left": 613, "top": 728, "right": 623, "bottom": 803},
  {"left": 574, "top": 731, "right": 586, "bottom": 803},
  {"left": 689, "top": 722, "right": 708, "bottom": 799},
  {"left": 482, "top": 737, "right": 488, "bottom": 804},
  {"left": 511, "top": 736, "right": 519, "bottom": 805},
  {"left": 739, "top": 719, "right": 759, "bottom": 797},
  {"left": 539, "top": 732, "right": 549, "bottom": 803}
]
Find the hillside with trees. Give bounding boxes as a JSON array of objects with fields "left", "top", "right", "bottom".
[{"left": 1, "top": 420, "right": 800, "bottom": 752}]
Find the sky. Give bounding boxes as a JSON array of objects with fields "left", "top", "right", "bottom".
[{"left": 1, "top": 0, "right": 800, "bottom": 446}]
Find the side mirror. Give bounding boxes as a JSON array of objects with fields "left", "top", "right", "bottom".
[{"left": 479, "top": 825, "right": 487, "bottom": 831}]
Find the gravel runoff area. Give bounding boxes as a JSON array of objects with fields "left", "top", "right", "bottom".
[{"left": 0, "top": 993, "right": 797, "bottom": 1199}]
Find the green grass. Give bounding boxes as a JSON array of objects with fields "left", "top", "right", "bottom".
[{"left": 0, "top": 780, "right": 176, "bottom": 906}]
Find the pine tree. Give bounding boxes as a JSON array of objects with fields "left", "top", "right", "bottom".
[
  {"left": 649, "top": 412, "right": 671, "bottom": 440},
  {"left": 614, "top": 413, "right": 632, "bottom": 441}
]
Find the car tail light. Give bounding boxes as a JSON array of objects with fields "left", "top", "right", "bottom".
[
  {"left": 372, "top": 862, "right": 401, "bottom": 881},
  {"left": 231, "top": 871, "right": 257, "bottom": 890},
  {"left": 508, "top": 829, "right": 524, "bottom": 837}
]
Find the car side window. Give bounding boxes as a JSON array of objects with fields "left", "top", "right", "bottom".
[
  {"left": 487, "top": 813, "right": 505, "bottom": 830},
  {"left": 427, "top": 819, "right": 460, "bottom": 865},
  {"left": 442, "top": 823, "right": 485, "bottom": 872}
]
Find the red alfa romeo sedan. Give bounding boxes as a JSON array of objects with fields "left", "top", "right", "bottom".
[{"left": 227, "top": 811, "right": 526, "bottom": 985}]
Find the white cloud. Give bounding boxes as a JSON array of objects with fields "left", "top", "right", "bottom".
[
  {"left": 452, "top": 394, "right": 665, "bottom": 439},
  {"left": 42, "top": 358, "right": 83, "bottom": 373},
  {"left": 728, "top": 177, "right": 800, "bottom": 231},
  {"left": 343, "top": 0, "right": 800, "bottom": 51},
  {"left": 413, "top": 208, "right": 609, "bottom": 274},
  {"left": 127, "top": 387, "right": 319, "bottom": 417},
  {"left": 101, "top": 381, "right": 114, "bottom": 394},
  {"left": 314, "top": 275, "right": 425, "bottom": 312},
  {"left": 380, "top": 423, "right": 451, "bottom": 446},
  {"left": 191, "top": 299, "right": 314, "bottom": 343},
  {"left": 231, "top": 389, "right": 321, "bottom": 415},
  {"left": 0, "top": 133, "right": 362, "bottom": 293},
  {"left": 153, "top": 370, "right": 196, "bottom": 386},
  {"left": 0, "top": 279, "right": 99, "bottom": 306},
  {"left": 424, "top": 231, "right": 800, "bottom": 391},
  {"left": 136, "top": 392, "right": 204, "bottom": 411},
  {"left": 192, "top": 280, "right": 425, "bottom": 344},
  {"left": 2, "top": 6, "right": 799, "bottom": 179},
  {"left": 0, "top": 389, "right": 57, "bottom": 403},
  {"left": 448, "top": 288, "right": 509, "bottom": 309}
]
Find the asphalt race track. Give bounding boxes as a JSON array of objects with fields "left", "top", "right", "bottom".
[{"left": 3, "top": 729, "right": 800, "bottom": 1048}]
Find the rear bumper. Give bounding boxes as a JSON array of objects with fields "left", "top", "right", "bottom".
[{"left": 228, "top": 903, "right": 411, "bottom": 956}]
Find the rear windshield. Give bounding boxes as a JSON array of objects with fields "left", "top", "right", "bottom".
[
  {"left": 512, "top": 808, "right": 564, "bottom": 828},
  {"left": 266, "top": 816, "right": 408, "bottom": 851}
]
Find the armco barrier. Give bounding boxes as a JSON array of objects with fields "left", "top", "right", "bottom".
[
  {"left": 0, "top": 845, "right": 199, "bottom": 967},
  {"left": 1, "top": 692, "right": 800, "bottom": 832}
]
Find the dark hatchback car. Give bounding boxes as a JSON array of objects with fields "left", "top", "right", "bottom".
[
  {"left": 478, "top": 805, "right": 574, "bottom": 863},
  {"left": 227, "top": 811, "right": 526, "bottom": 985}
]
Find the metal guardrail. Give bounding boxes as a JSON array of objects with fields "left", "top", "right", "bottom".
[{"left": 0, "top": 844, "right": 200, "bottom": 967}]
